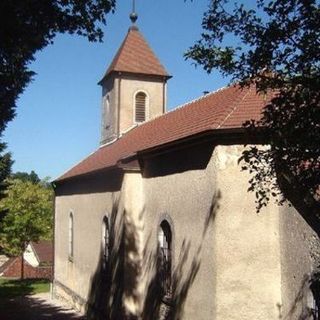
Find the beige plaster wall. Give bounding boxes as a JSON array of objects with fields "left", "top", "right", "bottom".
[
  {"left": 214, "top": 145, "right": 282, "bottom": 320},
  {"left": 54, "top": 170, "right": 145, "bottom": 317},
  {"left": 120, "top": 171, "right": 145, "bottom": 316},
  {"left": 101, "top": 75, "right": 118, "bottom": 144},
  {"left": 119, "top": 75, "right": 165, "bottom": 134},
  {"left": 142, "top": 158, "right": 217, "bottom": 319},
  {"left": 54, "top": 143, "right": 315, "bottom": 320},
  {"left": 101, "top": 74, "right": 166, "bottom": 144},
  {"left": 54, "top": 182, "right": 121, "bottom": 309},
  {"left": 279, "top": 204, "right": 320, "bottom": 319},
  {"left": 142, "top": 144, "right": 282, "bottom": 320}
]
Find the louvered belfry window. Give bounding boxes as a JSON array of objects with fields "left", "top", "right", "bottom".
[{"left": 135, "top": 92, "right": 146, "bottom": 123}]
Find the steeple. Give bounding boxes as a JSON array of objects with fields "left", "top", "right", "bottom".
[
  {"left": 99, "top": 9, "right": 171, "bottom": 145},
  {"left": 99, "top": 28, "right": 170, "bottom": 84}
]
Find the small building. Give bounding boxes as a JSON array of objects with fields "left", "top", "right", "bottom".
[{"left": 0, "top": 240, "right": 53, "bottom": 279}]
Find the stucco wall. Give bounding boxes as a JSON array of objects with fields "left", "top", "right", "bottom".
[
  {"left": 279, "top": 204, "right": 320, "bottom": 319},
  {"left": 54, "top": 142, "right": 316, "bottom": 320},
  {"left": 214, "top": 145, "right": 282, "bottom": 320},
  {"left": 142, "top": 143, "right": 282, "bottom": 320},
  {"left": 119, "top": 75, "right": 165, "bottom": 134},
  {"left": 54, "top": 171, "right": 123, "bottom": 313},
  {"left": 101, "top": 75, "right": 118, "bottom": 144},
  {"left": 101, "top": 74, "right": 166, "bottom": 145}
]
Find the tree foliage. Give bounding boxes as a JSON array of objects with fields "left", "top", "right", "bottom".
[
  {"left": 186, "top": 0, "right": 320, "bottom": 221},
  {"left": 0, "top": 0, "right": 116, "bottom": 135},
  {"left": 11, "top": 170, "right": 40, "bottom": 184},
  {"left": 0, "top": 143, "right": 12, "bottom": 199},
  {"left": 0, "top": 179, "right": 53, "bottom": 257},
  {"left": 0, "top": 1, "right": 114, "bottom": 222}
]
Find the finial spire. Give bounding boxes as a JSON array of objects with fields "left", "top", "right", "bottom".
[{"left": 130, "top": 0, "right": 138, "bottom": 25}]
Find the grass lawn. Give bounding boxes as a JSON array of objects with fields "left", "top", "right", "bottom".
[{"left": 0, "top": 278, "right": 50, "bottom": 300}]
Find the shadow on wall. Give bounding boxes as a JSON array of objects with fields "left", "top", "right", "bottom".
[
  {"left": 85, "top": 196, "right": 125, "bottom": 319},
  {"left": 279, "top": 272, "right": 320, "bottom": 320},
  {"left": 85, "top": 191, "right": 221, "bottom": 320}
]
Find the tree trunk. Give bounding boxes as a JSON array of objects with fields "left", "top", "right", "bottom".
[
  {"left": 20, "top": 242, "right": 26, "bottom": 280},
  {"left": 21, "top": 251, "right": 24, "bottom": 280}
]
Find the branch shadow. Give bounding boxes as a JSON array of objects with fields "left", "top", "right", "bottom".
[
  {"left": 85, "top": 190, "right": 220, "bottom": 320},
  {"left": 86, "top": 197, "right": 125, "bottom": 320},
  {"left": 280, "top": 272, "right": 320, "bottom": 320}
]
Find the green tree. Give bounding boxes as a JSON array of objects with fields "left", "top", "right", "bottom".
[
  {"left": 0, "top": 143, "right": 12, "bottom": 198},
  {"left": 0, "top": 0, "right": 116, "bottom": 135},
  {"left": 11, "top": 170, "right": 40, "bottom": 184},
  {"left": 0, "top": 179, "right": 53, "bottom": 278},
  {"left": 186, "top": 0, "right": 320, "bottom": 233},
  {"left": 0, "top": 1, "right": 115, "bottom": 209}
]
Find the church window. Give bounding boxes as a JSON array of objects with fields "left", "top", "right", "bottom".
[
  {"left": 68, "top": 212, "right": 74, "bottom": 261},
  {"left": 135, "top": 91, "right": 147, "bottom": 123},
  {"left": 104, "top": 95, "right": 111, "bottom": 129},
  {"left": 102, "top": 216, "right": 110, "bottom": 267},
  {"left": 158, "top": 220, "right": 172, "bottom": 295}
]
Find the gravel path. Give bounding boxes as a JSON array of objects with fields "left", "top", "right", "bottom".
[{"left": 0, "top": 292, "right": 86, "bottom": 320}]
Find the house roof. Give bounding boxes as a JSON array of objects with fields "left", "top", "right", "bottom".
[
  {"left": 56, "top": 84, "right": 272, "bottom": 182},
  {"left": 31, "top": 241, "right": 53, "bottom": 264},
  {"left": 99, "top": 27, "right": 170, "bottom": 83},
  {"left": 0, "top": 257, "right": 18, "bottom": 275}
]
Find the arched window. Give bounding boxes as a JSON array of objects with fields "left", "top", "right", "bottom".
[
  {"left": 68, "top": 212, "right": 74, "bottom": 260},
  {"left": 158, "top": 220, "right": 172, "bottom": 295},
  {"left": 104, "top": 95, "right": 110, "bottom": 128},
  {"left": 102, "top": 217, "right": 110, "bottom": 267},
  {"left": 135, "top": 91, "right": 147, "bottom": 123}
]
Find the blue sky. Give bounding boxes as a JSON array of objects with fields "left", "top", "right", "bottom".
[{"left": 4, "top": 0, "right": 231, "bottom": 180}]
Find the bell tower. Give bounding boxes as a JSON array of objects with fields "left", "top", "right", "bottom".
[{"left": 98, "top": 7, "right": 171, "bottom": 145}]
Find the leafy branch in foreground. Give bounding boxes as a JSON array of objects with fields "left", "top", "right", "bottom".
[
  {"left": 0, "top": 0, "right": 116, "bottom": 134},
  {"left": 186, "top": 0, "right": 320, "bottom": 218}
]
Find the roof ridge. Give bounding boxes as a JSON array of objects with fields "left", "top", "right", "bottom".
[
  {"left": 98, "top": 30, "right": 131, "bottom": 83},
  {"left": 166, "top": 85, "right": 230, "bottom": 115},
  {"left": 127, "top": 85, "right": 231, "bottom": 129},
  {"left": 0, "top": 257, "right": 18, "bottom": 274},
  {"left": 52, "top": 148, "right": 98, "bottom": 183},
  {"left": 56, "top": 83, "right": 268, "bottom": 182},
  {"left": 58, "top": 85, "right": 235, "bottom": 169},
  {"left": 100, "top": 27, "right": 170, "bottom": 83},
  {"left": 216, "top": 86, "right": 253, "bottom": 129}
]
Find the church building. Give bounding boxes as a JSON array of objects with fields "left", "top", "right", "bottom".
[{"left": 53, "top": 12, "right": 320, "bottom": 320}]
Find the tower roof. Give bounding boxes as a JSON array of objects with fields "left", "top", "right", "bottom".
[{"left": 99, "top": 27, "right": 171, "bottom": 83}]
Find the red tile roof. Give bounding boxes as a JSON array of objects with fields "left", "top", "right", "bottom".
[
  {"left": 31, "top": 241, "right": 53, "bottom": 265},
  {"left": 57, "top": 85, "right": 271, "bottom": 182},
  {"left": 0, "top": 257, "right": 18, "bottom": 275},
  {"left": 100, "top": 27, "right": 170, "bottom": 82}
]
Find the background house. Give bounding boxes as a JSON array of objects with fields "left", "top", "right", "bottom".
[{"left": 0, "top": 240, "right": 53, "bottom": 279}]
